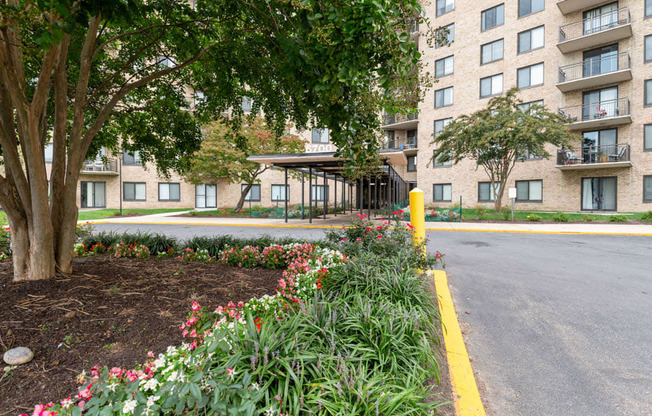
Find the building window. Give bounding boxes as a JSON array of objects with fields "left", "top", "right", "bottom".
[
  {"left": 583, "top": 3, "right": 618, "bottom": 36},
  {"left": 44, "top": 143, "right": 53, "bottom": 163},
  {"left": 518, "top": 99, "right": 544, "bottom": 112},
  {"left": 435, "top": 87, "right": 453, "bottom": 108},
  {"left": 434, "top": 118, "right": 452, "bottom": 138},
  {"left": 518, "top": 26, "right": 544, "bottom": 54},
  {"left": 123, "top": 151, "right": 142, "bottom": 165},
  {"left": 123, "top": 182, "right": 146, "bottom": 201},
  {"left": 271, "top": 184, "right": 289, "bottom": 202},
  {"left": 582, "top": 177, "right": 616, "bottom": 211},
  {"left": 478, "top": 182, "right": 501, "bottom": 202},
  {"left": 435, "top": 55, "right": 454, "bottom": 78},
  {"left": 241, "top": 96, "right": 253, "bottom": 112},
  {"left": 194, "top": 91, "right": 205, "bottom": 107},
  {"left": 433, "top": 150, "right": 453, "bottom": 167},
  {"left": 436, "top": 0, "right": 454, "bottom": 16},
  {"left": 407, "top": 155, "right": 417, "bottom": 172},
  {"left": 582, "top": 129, "right": 617, "bottom": 163},
  {"left": 481, "top": 39, "right": 503, "bottom": 65},
  {"left": 311, "top": 185, "right": 329, "bottom": 202},
  {"left": 81, "top": 181, "right": 106, "bottom": 208},
  {"left": 158, "top": 183, "right": 180, "bottom": 201},
  {"left": 645, "top": 125, "right": 652, "bottom": 151},
  {"left": 436, "top": 23, "right": 455, "bottom": 48},
  {"left": 519, "top": 0, "right": 544, "bottom": 18},
  {"left": 242, "top": 184, "right": 261, "bottom": 201},
  {"left": 583, "top": 86, "right": 618, "bottom": 119},
  {"left": 583, "top": 44, "right": 618, "bottom": 77},
  {"left": 407, "top": 129, "right": 418, "bottom": 147},
  {"left": 480, "top": 74, "right": 503, "bottom": 98},
  {"left": 481, "top": 4, "right": 504, "bottom": 31},
  {"left": 647, "top": 0, "right": 652, "bottom": 19},
  {"left": 646, "top": 35, "right": 652, "bottom": 62},
  {"left": 517, "top": 63, "right": 544, "bottom": 89},
  {"left": 384, "top": 130, "right": 396, "bottom": 148},
  {"left": 515, "top": 180, "right": 542, "bottom": 202},
  {"left": 644, "top": 176, "right": 652, "bottom": 202},
  {"left": 433, "top": 184, "right": 452, "bottom": 202},
  {"left": 195, "top": 184, "right": 216, "bottom": 208},
  {"left": 312, "top": 128, "right": 329, "bottom": 143},
  {"left": 646, "top": 80, "right": 652, "bottom": 106}
]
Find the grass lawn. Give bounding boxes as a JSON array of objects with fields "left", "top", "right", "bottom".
[
  {"left": 426, "top": 206, "right": 652, "bottom": 222},
  {"left": 77, "top": 208, "right": 193, "bottom": 221}
]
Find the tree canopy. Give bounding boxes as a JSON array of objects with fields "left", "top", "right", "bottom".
[
  {"left": 0, "top": 0, "right": 429, "bottom": 281},
  {"left": 432, "top": 88, "right": 575, "bottom": 211},
  {"left": 185, "top": 117, "right": 304, "bottom": 212}
]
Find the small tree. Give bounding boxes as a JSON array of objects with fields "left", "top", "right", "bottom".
[
  {"left": 432, "top": 88, "right": 574, "bottom": 211},
  {"left": 186, "top": 117, "right": 304, "bottom": 212}
]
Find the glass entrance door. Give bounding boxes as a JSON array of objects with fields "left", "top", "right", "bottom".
[
  {"left": 583, "top": 44, "right": 618, "bottom": 78},
  {"left": 81, "top": 181, "right": 106, "bottom": 208},
  {"left": 582, "top": 177, "right": 616, "bottom": 211},
  {"left": 583, "top": 87, "right": 617, "bottom": 120}
]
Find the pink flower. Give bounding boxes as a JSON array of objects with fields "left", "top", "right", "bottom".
[
  {"left": 226, "top": 367, "right": 235, "bottom": 379},
  {"left": 192, "top": 301, "right": 201, "bottom": 311},
  {"left": 376, "top": 235, "right": 382, "bottom": 239},
  {"left": 147, "top": 351, "right": 154, "bottom": 358}
]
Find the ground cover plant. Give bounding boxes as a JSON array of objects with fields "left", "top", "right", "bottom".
[{"left": 8, "top": 217, "right": 445, "bottom": 415}]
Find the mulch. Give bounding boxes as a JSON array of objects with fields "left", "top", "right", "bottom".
[{"left": 0, "top": 256, "right": 282, "bottom": 415}]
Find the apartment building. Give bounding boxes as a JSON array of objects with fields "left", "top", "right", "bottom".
[
  {"left": 48, "top": 124, "right": 347, "bottom": 211},
  {"left": 381, "top": 0, "right": 652, "bottom": 212}
]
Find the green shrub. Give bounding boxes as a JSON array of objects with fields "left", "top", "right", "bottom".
[
  {"left": 552, "top": 212, "right": 570, "bottom": 223},
  {"left": 582, "top": 215, "right": 596, "bottom": 222},
  {"left": 609, "top": 215, "right": 628, "bottom": 223},
  {"left": 527, "top": 214, "right": 542, "bottom": 221},
  {"left": 501, "top": 207, "right": 511, "bottom": 220},
  {"left": 475, "top": 205, "right": 487, "bottom": 220},
  {"left": 641, "top": 211, "right": 652, "bottom": 221}
]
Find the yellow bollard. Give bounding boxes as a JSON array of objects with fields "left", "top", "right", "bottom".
[{"left": 409, "top": 188, "right": 426, "bottom": 255}]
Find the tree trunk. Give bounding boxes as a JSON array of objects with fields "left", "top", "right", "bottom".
[
  {"left": 234, "top": 183, "right": 253, "bottom": 213},
  {"left": 493, "top": 182, "right": 505, "bottom": 212}
]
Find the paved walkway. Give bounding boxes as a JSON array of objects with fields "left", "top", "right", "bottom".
[{"left": 87, "top": 212, "right": 652, "bottom": 235}]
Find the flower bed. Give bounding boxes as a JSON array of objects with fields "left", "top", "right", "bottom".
[
  {"left": 22, "top": 242, "right": 345, "bottom": 416},
  {"left": 23, "top": 219, "right": 445, "bottom": 415}
]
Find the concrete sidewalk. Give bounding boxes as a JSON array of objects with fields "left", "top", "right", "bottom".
[{"left": 85, "top": 212, "right": 652, "bottom": 235}]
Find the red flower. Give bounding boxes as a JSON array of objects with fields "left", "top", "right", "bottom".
[{"left": 376, "top": 235, "right": 382, "bottom": 239}]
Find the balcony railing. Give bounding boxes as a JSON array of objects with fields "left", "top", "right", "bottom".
[
  {"left": 383, "top": 112, "right": 418, "bottom": 126},
  {"left": 557, "top": 144, "right": 630, "bottom": 166},
  {"left": 82, "top": 158, "right": 118, "bottom": 173},
  {"left": 558, "top": 7, "right": 630, "bottom": 43},
  {"left": 385, "top": 137, "right": 418, "bottom": 150},
  {"left": 558, "top": 98, "right": 629, "bottom": 123},
  {"left": 558, "top": 52, "right": 630, "bottom": 83}
]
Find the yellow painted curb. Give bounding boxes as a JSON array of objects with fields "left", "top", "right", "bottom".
[{"left": 432, "top": 270, "right": 486, "bottom": 416}]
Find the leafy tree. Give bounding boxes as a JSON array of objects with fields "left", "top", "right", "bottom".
[
  {"left": 186, "top": 117, "right": 304, "bottom": 212},
  {"left": 432, "top": 88, "right": 574, "bottom": 211},
  {"left": 0, "top": 0, "right": 427, "bottom": 281}
]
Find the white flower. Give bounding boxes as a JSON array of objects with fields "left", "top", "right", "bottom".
[
  {"left": 142, "top": 378, "right": 159, "bottom": 391},
  {"left": 168, "top": 371, "right": 179, "bottom": 382},
  {"left": 251, "top": 382, "right": 260, "bottom": 391},
  {"left": 123, "top": 399, "right": 137, "bottom": 414},
  {"left": 147, "top": 396, "right": 160, "bottom": 408}
]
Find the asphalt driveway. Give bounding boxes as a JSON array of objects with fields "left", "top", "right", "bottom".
[{"left": 92, "top": 222, "right": 652, "bottom": 415}]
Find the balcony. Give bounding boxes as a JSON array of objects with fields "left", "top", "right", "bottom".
[
  {"left": 381, "top": 112, "right": 418, "bottom": 130},
  {"left": 558, "top": 98, "right": 631, "bottom": 130},
  {"left": 383, "top": 137, "right": 418, "bottom": 153},
  {"left": 81, "top": 158, "right": 119, "bottom": 175},
  {"left": 557, "top": 52, "right": 631, "bottom": 92},
  {"left": 557, "top": 7, "right": 631, "bottom": 54},
  {"left": 557, "top": 0, "right": 608, "bottom": 15},
  {"left": 556, "top": 144, "right": 632, "bottom": 170}
]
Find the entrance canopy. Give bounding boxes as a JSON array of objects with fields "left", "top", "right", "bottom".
[{"left": 246, "top": 150, "right": 410, "bottom": 223}]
